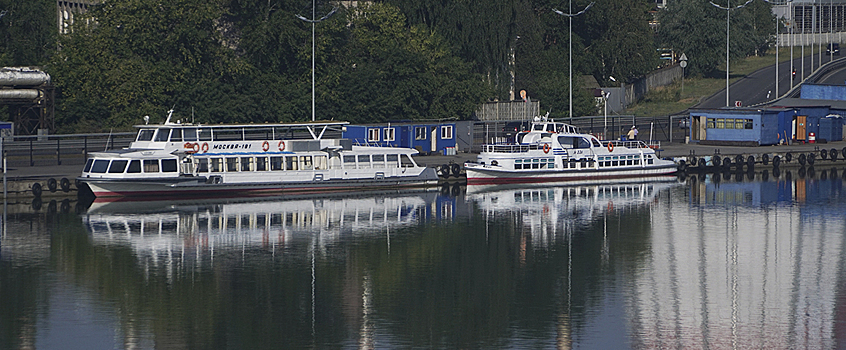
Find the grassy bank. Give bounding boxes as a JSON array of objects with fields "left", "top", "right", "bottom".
[{"left": 624, "top": 46, "right": 823, "bottom": 117}]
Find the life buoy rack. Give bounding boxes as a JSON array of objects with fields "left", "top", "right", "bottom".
[
  {"left": 607, "top": 142, "right": 615, "bottom": 152},
  {"left": 201, "top": 142, "right": 209, "bottom": 153},
  {"left": 543, "top": 143, "right": 550, "bottom": 154},
  {"left": 278, "top": 141, "right": 285, "bottom": 151},
  {"left": 262, "top": 140, "right": 270, "bottom": 152}
]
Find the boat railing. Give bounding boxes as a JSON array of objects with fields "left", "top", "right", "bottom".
[
  {"left": 607, "top": 140, "right": 661, "bottom": 150},
  {"left": 481, "top": 143, "right": 542, "bottom": 153}
]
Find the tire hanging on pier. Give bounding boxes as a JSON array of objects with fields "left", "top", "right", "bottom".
[
  {"left": 808, "top": 153, "right": 815, "bottom": 165},
  {"left": 830, "top": 148, "right": 838, "bottom": 161},
  {"left": 47, "top": 178, "right": 57, "bottom": 192},
  {"left": 712, "top": 156, "right": 721, "bottom": 167},
  {"left": 785, "top": 152, "right": 793, "bottom": 162},
  {"left": 32, "top": 182, "right": 42, "bottom": 197},
  {"left": 821, "top": 149, "right": 828, "bottom": 160},
  {"left": 60, "top": 178, "right": 71, "bottom": 192},
  {"left": 798, "top": 153, "right": 806, "bottom": 166},
  {"left": 762, "top": 154, "right": 769, "bottom": 165}
]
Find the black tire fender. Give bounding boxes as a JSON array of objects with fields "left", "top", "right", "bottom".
[
  {"left": 47, "top": 178, "right": 57, "bottom": 192},
  {"left": 32, "top": 182, "right": 42, "bottom": 197}
]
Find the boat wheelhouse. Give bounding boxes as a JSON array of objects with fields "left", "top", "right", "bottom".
[
  {"left": 464, "top": 116, "right": 678, "bottom": 185},
  {"left": 78, "top": 111, "right": 438, "bottom": 198}
]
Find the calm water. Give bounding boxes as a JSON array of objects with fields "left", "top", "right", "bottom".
[{"left": 2, "top": 167, "right": 846, "bottom": 349}]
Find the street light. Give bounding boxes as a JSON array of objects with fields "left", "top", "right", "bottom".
[
  {"left": 553, "top": 1, "right": 595, "bottom": 123},
  {"left": 296, "top": 1, "right": 337, "bottom": 122},
  {"left": 710, "top": 0, "right": 753, "bottom": 107},
  {"left": 602, "top": 91, "right": 610, "bottom": 139}
]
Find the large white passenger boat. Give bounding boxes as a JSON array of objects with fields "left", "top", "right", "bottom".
[
  {"left": 78, "top": 111, "right": 438, "bottom": 198},
  {"left": 464, "top": 116, "right": 678, "bottom": 185}
]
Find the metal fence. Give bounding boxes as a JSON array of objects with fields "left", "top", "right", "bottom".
[{"left": 1, "top": 132, "right": 135, "bottom": 169}]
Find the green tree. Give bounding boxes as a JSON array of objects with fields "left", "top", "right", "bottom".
[
  {"left": 0, "top": 0, "right": 56, "bottom": 66},
  {"left": 50, "top": 0, "right": 246, "bottom": 131},
  {"left": 657, "top": 0, "right": 775, "bottom": 76},
  {"left": 322, "top": 2, "right": 489, "bottom": 122}
]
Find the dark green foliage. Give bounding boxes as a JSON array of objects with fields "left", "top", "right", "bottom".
[
  {"left": 658, "top": 0, "right": 775, "bottom": 76},
  {"left": 0, "top": 0, "right": 56, "bottom": 66}
]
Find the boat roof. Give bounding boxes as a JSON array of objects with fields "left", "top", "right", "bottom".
[{"left": 133, "top": 120, "right": 350, "bottom": 129}]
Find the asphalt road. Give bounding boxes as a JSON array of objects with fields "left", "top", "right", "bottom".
[{"left": 696, "top": 51, "right": 841, "bottom": 109}]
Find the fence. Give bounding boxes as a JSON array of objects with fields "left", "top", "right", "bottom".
[{"left": 1, "top": 132, "right": 135, "bottom": 169}]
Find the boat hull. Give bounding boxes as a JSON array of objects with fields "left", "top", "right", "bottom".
[
  {"left": 81, "top": 170, "right": 439, "bottom": 199},
  {"left": 464, "top": 164, "right": 678, "bottom": 185}
]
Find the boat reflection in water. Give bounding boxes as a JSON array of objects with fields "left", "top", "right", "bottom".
[
  {"left": 84, "top": 189, "right": 455, "bottom": 266},
  {"left": 467, "top": 176, "right": 681, "bottom": 229}
]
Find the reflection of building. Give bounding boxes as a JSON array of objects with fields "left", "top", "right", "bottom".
[{"left": 633, "top": 177, "right": 846, "bottom": 348}]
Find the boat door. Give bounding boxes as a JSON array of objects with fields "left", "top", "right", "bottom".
[
  {"left": 430, "top": 127, "right": 437, "bottom": 154},
  {"left": 795, "top": 115, "right": 807, "bottom": 141}
]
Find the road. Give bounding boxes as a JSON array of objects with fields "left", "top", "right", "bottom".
[{"left": 695, "top": 51, "right": 842, "bottom": 109}]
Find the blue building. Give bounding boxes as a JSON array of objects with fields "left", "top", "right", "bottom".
[
  {"left": 343, "top": 122, "right": 458, "bottom": 155},
  {"left": 688, "top": 104, "right": 844, "bottom": 145}
]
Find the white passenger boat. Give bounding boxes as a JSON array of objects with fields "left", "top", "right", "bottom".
[
  {"left": 464, "top": 116, "right": 678, "bottom": 185},
  {"left": 78, "top": 111, "right": 439, "bottom": 198}
]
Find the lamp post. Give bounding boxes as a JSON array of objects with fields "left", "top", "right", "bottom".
[
  {"left": 296, "top": 1, "right": 337, "bottom": 122},
  {"left": 602, "top": 91, "right": 610, "bottom": 139},
  {"left": 553, "top": 2, "right": 595, "bottom": 123},
  {"left": 710, "top": 0, "right": 753, "bottom": 107}
]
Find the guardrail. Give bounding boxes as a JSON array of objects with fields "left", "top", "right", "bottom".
[{"left": 1, "top": 132, "right": 135, "bottom": 169}]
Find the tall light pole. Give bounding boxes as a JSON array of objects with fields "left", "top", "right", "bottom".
[
  {"left": 710, "top": 0, "right": 753, "bottom": 107},
  {"left": 296, "top": 1, "right": 337, "bottom": 122},
  {"left": 553, "top": 2, "right": 595, "bottom": 123}
]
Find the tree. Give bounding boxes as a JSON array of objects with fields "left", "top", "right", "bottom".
[
  {"left": 322, "top": 2, "right": 489, "bottom": 122},
  {"left": 50, "top": 0, "right": 244, "bottom": 131},
  {"left": 0, "top": 0, "right": 56, "bottom": 67},
  {"left": 657, "top": 0, "right": 775, "bottom": 76}
]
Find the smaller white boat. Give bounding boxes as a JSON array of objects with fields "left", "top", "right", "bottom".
[{"left": 464, "top": 116, "right": 678, "bottom": 185}]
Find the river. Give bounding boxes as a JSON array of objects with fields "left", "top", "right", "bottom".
[{"left": 2, "top": 167, "right": 846, "bottom": 349}]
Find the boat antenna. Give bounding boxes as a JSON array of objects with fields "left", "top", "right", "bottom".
[{"left": 104, "top": 128, "right": 113, "bottom": 151}]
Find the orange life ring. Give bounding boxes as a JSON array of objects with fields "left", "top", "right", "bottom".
[
  {"left": 543, "top": 143, "right": 550, "bottom": 154},
  {"left": 607, "top": 142, "right": 614, "bottom": 152},
  {"left": 262, "top": 140, "right": 270, "bottom": 152},
  {"left": 201, "top": 142, "right": 209, "bottom": 153},
  {"left": 192, "top": 143, "right": 200, "bottom": 153},
  {"left": 278, "top": 141, "right": 285, "bottom": 151},
  {"left": 183, "top": 142, "right": 193, "bottom": 149}
]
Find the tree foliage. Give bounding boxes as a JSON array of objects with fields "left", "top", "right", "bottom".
[
  {"left": 0, "top": 0, "right": 55, "bottom": 67},
  {"left": 657, "top": 0, "right": 775, "bottom": 76}
]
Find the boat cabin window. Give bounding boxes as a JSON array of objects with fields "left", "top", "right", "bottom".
[
  {"left": 343, "top": 155, "right": 356, "bottom": 168},
  {"left": 199, "top": 128, "right": 212, "bottom": 141},
  {"left": 313, "top": 156, "right": 327, "bottom": 170},
  {"left": 401, "top": 155, "right": 415, "bottom": 168},
  {"left": 286, "top": 156, "right": 298, "bottom": 170},
  {"left": 197, "top": 158, "right": 209, "bottom": 172},
  {"left": 387, "top": 154, "right": 399, "bottom": 167},
  {"left": 241, "top": 157, "right": 253, "bottom": 171},
  {"left": 210, "top": 158, "right": 222, "bottom": 172},
  {"left": 91, "top": 159, "right": 109, "bottom": 173},
  {"left": 183, "top": 128, "right": 198, "bottom": 141},
  {"left": 143, "top": 160, "right": 159, "bottom": 172},
  {"left": 372, "top": 154, "right": 384, "bottom": 166},
  {"left": 161, "top": 159, "right": 177, "bottom": 172},
  {"left": 270, "top": 157, "right": 283, "bottom": 171},
  {"left": 256, "top": 157, "right": 267, "bottom": 171},
  {"left": 108, "top": 160, "right": 128, "bottom": 173},
  {"left": 226, "top": 158, "right": 238, "bottom": 172},
  {"left": 170, "top": 129, "right": 182, "bottom": 142},
  {"left": 358, "top": 154, "right": 370, "bottom": 169},
  {"left": 154, "top": 128, "right": 170, "bottom": 142},
  {"left": 557, "top": 136, "right": 591, "bottom": 149},
  {"left": 84, "top": 159, "right": 93, "bottom": 172},
  {"left": 591, "top": 139, "right": 601, "bottom": 147},
  {"left": 300, "top": 156, "right": 313, "bottom": 170},
  {"left": 128, "top": 160, "right": 141, "bottom": 173},
  {"left": 137, "top": 129, "right": 155, "bottom": 142}
]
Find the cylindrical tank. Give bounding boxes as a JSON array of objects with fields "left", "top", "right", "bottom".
[
  {"left": 0, "top": 68, "right": 51, "bottom": 86},
  {"left": 0, "top": 89, "right": 41, "bottom": 100}
]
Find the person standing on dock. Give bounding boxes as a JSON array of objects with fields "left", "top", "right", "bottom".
[{"left": 627, "top": 126, "right": 638, "bottom": 140}]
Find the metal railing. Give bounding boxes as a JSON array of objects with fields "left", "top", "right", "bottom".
[{"left": 1, "top": 132, "right": 135, "bottom": 169}]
